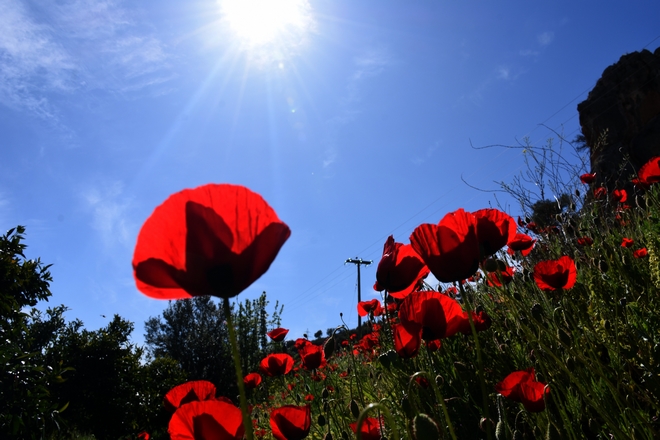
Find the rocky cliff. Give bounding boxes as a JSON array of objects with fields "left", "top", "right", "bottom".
[{"left": 577, "top": 47, "right": 660, "bottom": 190}]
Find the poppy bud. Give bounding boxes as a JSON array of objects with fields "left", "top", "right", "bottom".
[
  {"left": 401, "top": 395, "right": 414, "bottom": 418},
  {"left": 495, "top": 421, "right": 505, "bottom": 440},
  {"left": 531, "top": 304, "right": 543, "bottom": 321},
  {"left": 324, "top": 434, "right": 333, "bottom": 440},
  {"left": 323, "top": 336, "right": 336, "bottom": 359},
  {"left": 558, "top": 329, "right": 572, "bottom": 347},
  {"left": 322, "top": 388, "right": 329, "bottom": 399},
  {"left": 483, "top": 258, "right": 500, "bottom": 272},
  {"left": 378, "top": 352, "right": 391, "bottom": 368},
  {"left": 566, "top": 357, "right": 576, "bottom": 371},
  {"left": 513, "top": 430, "right": 522, "bottom": 440},
  {"left": 318, "top": 414, "right": 326, "bottom": 426},
  {"left": 341, "top": 431, "right": 349, "bottom": 440},
  {"left": 350, "top": 399, "right": 360, "bottom": 419},
  {"left": 575, "top": 189, "right": 580, "bottom": 197},
  {"left": 435, "top": 375, "right": 444, "bottom": 386},
  {"left": 414, "top": 414, "right": 440, "bottom": 440},
  {"left": 479, "top": 417, "right": 495, "bottom": 433}
]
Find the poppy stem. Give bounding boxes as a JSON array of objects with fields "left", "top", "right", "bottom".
[
  {"left": 223, "top": 297, "right": 255, "bottom": 440},
  {"left": 459, "top": 283, "right": 492, "bottom": 440}
]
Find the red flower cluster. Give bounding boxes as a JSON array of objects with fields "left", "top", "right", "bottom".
[
  {"left": 495, "top": 368, "right": 549, "bottom": 412},
  {"left": 357, "top": 299, "right": 384, "bottom": 317},
  {"left": 164, "top": 381, "right": 245, "bottom": 439},
  {"left": 267, "top": 327, "right": 289, "bottom": 342},
  {"left": 410, "top": 208, "right": 516, "bottom": 283},
  {"left": 270, "top": 405, "right": 311, "bottom": 440},
  {"left": 374, "top": 235, "right": 429, "bottom": 298},
  {"left": 533, "top": 256, "right": 577, "bottom": 291},
  {"left": 133, "top": 184, "right": 290, "bottom": 300},
  {"left": 260, "top": 353, "right": 295, "bottom": 376}
]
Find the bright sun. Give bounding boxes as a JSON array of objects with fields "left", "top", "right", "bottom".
[{"left": 220, "top": 0, "right": 312, "bottom": 46}]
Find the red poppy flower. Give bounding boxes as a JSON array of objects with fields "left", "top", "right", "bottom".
[
  {"left": 579, "top": 173, "right": 596, "bottom": 184},
  {"left": 457, "top": 310, "right": 492, "bottom": 335},
  {"left": 269, "top": 405, "right": 311, "bottom": 440},
  {"left": 294, "top": 338, "right": 312, "bottom": 350},
  {"left": 507, "top": 233, "right": 535, "bottom": 256},
  {"left": 612, "top": 189, "right": 627, "bottom": 203},
  {"left": 168, "top": 400, "right": 245, "bottom": 440},
  {"left": 410, "top": 208, "right": 480, "bottom": 283},
  {"left": 164, "top": 381, "right": 217, "bottom": 413},
  {"left": 374, "top": 236, "right": 429, "bottom": 297},
  {"left": 243, "top": 373, "right": 262, "bottom": 390},
  {"left": 399, "top": 290, "right": 464, "bottom": 340},
  {"left": 425, "top": 339, "right": 441, "bottom": 351},
  {"left": 621, "top": 238, "right": 634, "bottom": 248},
  {"left": 487, "top": 266, "right": 515, "bottom": 287},
  {"left": 267, "top": 328, "right": 289, "bottom": 342},
  {"left": 304, "top": 394, "right": 314, "bottom": 401},
  {"left": 495, "top": 368, "right": 549, "bottom": 412},
  {"left": 533, "top": 256, "right": 577, "bottom": 291},
  {"left": 638, "top": 156, "right": 660, "bottom": 185},
  {"left": 634, "top": 248, "right": 648, "bottom": 258},
  {"left": 577, "top": 237, "right": 593, "bottom": 246},
  {"left": 350, "top": 417, "right": 382, "bottom": 440},
  {"left": 392, "top": 323, "right": 421, "bottom": 358},
  {"left": 260, "top": 353, "right": 294, "bottom": 376},
  {"left": 133, "top": 184, "right": 291, "bottom": 300},
  {"left": 298, "top": 343, "right": 325, "bottom": 370},
  {"left": 473, "top": 208, "right": 517, "bottom": 257},
  {"left": 357, "top": 299, "right": 383, "bottom": 317},
  {"left": 138, "top": 432, "right": 150, "bottom": 440},
  {"left": 593, "top": 187, "right": 607, "bottom": 199}
]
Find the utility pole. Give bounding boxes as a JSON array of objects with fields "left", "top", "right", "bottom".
[{"left": 345, "top": 257, "right": 372, "bottom": 331}]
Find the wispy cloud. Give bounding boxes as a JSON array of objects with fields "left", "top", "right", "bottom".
[
  {"left": 537, "top": 31, "right": 555, "bottom": 46},
  {"left": 322, "top": 48, "right": 392, "bottom": 169},
  {"left": 81, "top": 180, "right": 133, "bottom": 249},
  {"left": 0, "top": 0, "right": 173, "bottom": 120}
]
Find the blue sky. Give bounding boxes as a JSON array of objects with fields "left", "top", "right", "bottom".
[{"left": 2, "top": 0, "right": 659, "bottom": 344}]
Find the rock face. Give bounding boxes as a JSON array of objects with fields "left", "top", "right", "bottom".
[{"left": 578, "top": 47, "right": 660, "bottom": 189}]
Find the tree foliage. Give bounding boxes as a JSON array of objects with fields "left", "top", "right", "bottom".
[{"left": 145, "top": 292, "right": 283, "bottom": 400}]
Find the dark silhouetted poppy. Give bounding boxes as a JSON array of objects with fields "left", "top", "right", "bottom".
[
  {"left": 580, "top": 173, "right": 596, "bottom": 184},
  {"left": 269, "top": 405, "right": 311, "bottom": 440},
  {"left": 243, "top": 373, "right": 262, "bottom": 390},
  {"left": 350, "top": 417, "right": 382, "bottom": 440},
  {"left": 425, "top": 339, "right": 441, "bottom": 351},
  {"left": 507, "top": 233, "right": 535, "bottom": 256},
  {"left": 298, "top": 343, "right": 325, "bottom": 370},
  {"left": 164, "top": 381, "right": 216, "bottom": 413},
  {"left": 577, "top": 237, "right": 593, "bottom": 246},
  {"left": 487, "top": 266, "right": 515, "bottom": 287},
  {"left": 593, "top": 187, "right": 607, "bottom": 199},
  {"left": 267, "top": 328, "right": 289, "bottom": 342},
  {"left": 168, "top": 400, "right": 245, "bottom": 440},
  {"left": 621, "top": 238, "right": 634, "bottom": 248},
  {"left": 495, "top": 368, "right": 549, "bottom": 412},
  {"left": 392, "top": 323, "right": 421, "bottom": 358},
  {"left": 457, "top": 310, "right": 492, "bottom": 335},
  {"left": 473, "top": 208, "right": 517, "bottom": 257},
  {"left": 612, "top": 189, "right": 627, "bottom": 203},
  {"left": 260, "top": 353, "right": 294, "bottom": 376},
  {"left": 357, "top": 299, "right": 383, "bottom": 317},
  {"left": 533, "top": 256, "right": 577, "bottom": 291},
  {"left": 410, "top": 209, "right": 480, "bottom": 283},
  {"left": 634, "top": 248, "right": 648, "bottom": 258},
  {"left": 133, "top": 184, "right": 291, "bottom": 300},
  {"left": 399, "top": 290, "right": 464, "bottom": 340},
  {"left": 374, "top": 236, "right": 429, "bottom": 298},
  {"left": 638, "top": 156, "right": 660, "bottom": 185}
]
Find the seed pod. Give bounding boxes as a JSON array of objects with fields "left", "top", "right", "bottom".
[
  {"left": 324, "top": 433, "right": 333, "bottom": 440},
  {"left": 322, "top": 388, "right": 329, "bottom": 399},
  {"left": 350, "top": 399, "right": 360, "bottom": 419},
  {"left": 317, "top": 414, "right": 326, "bottom": 426},
  {"left": 531, "top": 303, "right": 544, "bottom": 321},
  {"left": 379, "top": 352, "right": 391, "bottom": 368},
  {"left": 413, "top": 414, "right": 440, "bottom": 440}
]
